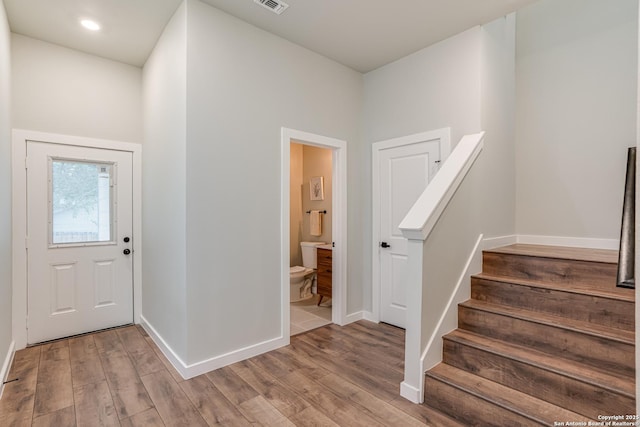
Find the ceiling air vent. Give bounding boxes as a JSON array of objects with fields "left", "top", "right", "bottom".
[{"left": 254, "top": 0, "right": 289, "bottom": 15}]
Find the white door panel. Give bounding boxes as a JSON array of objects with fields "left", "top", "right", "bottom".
[
  {"left": 379, "top": 141, "right": 440, "bottom": 328},
  {"left": 27, "top": 141, "right": 133, "bottom": 344}
]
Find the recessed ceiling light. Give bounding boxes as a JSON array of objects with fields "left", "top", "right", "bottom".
[{"left": 80, "top": 19, "right": 101, "bottom": 31}]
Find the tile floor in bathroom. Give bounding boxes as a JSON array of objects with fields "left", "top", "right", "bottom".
[{"left": 290, "top": 294, "right": 332, "bottom": 335}]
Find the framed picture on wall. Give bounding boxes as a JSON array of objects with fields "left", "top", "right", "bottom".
[{"left": 310, "top": 176, "right": 324, "bottom": 201}]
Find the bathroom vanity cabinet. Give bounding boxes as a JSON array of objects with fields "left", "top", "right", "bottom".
[{"left": 316, "top": 247, "right": 332, "bottom": 305}]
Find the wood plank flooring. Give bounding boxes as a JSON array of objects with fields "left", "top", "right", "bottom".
[{"left": 0, "top": 321, "right": 456, "bottom": 426}]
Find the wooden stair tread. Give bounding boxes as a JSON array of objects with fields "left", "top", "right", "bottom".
[
  {"left": 444, "top": 329, "right": 635, "bottom": 397},
  {"left": 473, "top": 272, "right": 634, "bottom": 302},
  {"left": 460, "top": 299, "right": 635, "bottom": 345},
  {"left": 426, "top": 364, "right": 592, "bottom": 424},
  {"left": 486, "top": 244, "right": 618, "bottom": 264},
  {"left": 423, "top": 243, "right": 636, "bottom": 422}
]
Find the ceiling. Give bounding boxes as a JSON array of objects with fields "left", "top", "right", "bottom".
[{"left": 4, "top": 0, "right": 538, "bottom": 72}]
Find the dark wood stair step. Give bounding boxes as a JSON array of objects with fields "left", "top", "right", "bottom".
[
  {"left": 458, "top": 300, "right": 634, "bottom": 378},
  {"left": 424, "top": 364, "right": 592, "bottom": 426},
  {"left": 471, "top": 273, "right": 634, "bottom": 331},
  {"left": 487, "top": 244, "right": 619, "bottom": 263},
  {"left": 443, "top": 329, "right": 635, "bottom": 419},
  {"left": 483, "top": 244, "right": 618, "bottom": 289}
]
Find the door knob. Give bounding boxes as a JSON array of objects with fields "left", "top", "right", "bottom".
[
  {"left": 123, "top": 249, "right": 131, "bottom": 255},
  {"left": 380, "top": 242, "right": 391, "bottom": 248},
  {"left": 124, "top": 237, "right": 130, "bottom": 243}
]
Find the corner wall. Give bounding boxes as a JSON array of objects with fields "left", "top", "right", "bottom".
[
  {"left": 516, "top": 0, "right": 638, "bottom": 241},
  {"left": 0, "top": 0, "right": 13, "bottom": 383},
  {"left": 183, "top": 0, "right": 362, "bottom": 365},
  {"left": 480, "top": 15, "right": 516, "bottom": 237},
  {"left": 142, "top": 2, "right": 188, "bottom": 360},
  {"left": 141, "top": 0, "right": 362, "bottom": 372}
]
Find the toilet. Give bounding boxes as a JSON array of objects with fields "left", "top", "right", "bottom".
[{"left": 290, "top": 241, "right": 325, "bottom": 302}]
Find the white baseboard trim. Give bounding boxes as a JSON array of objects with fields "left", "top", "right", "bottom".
[
  {"left": 344, "top": 311, "right": 379, "bottom": 324},
  {"left": 0, "top": 340, "right": 16, "bottom": 400},
  {"left": 341, "top": 311, "right": 365, "bottom": 325},
  {"left": 184, "top": 335, "right": 288, "bottom": 380},
  {"left": 139, "top": 316, "right": 189, "bottom": 379},
  {"left": 140, "top": 316, "right": 288, "bottom": 380},
  {"left": 400, "top": 381, "right": 422, "bottom": 404},
  {"left": 516, "top": 234, "right": 618, "bottom": 250},
  {"left": 483, "top": 234, "right": 517, "bottom": 250},
  {"left": 419, "top": 234, "right": 483, "bottom": 381},
  {"left": 362, "top": 311, "right": 377, "bottom": 323}
]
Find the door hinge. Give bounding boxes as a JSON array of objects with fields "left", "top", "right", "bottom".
[
  {"left": 24, "top": 157, "right": 28, "bottom": 169},
  {"left": 25, "top": 236, "right": 28, "bottom": 249}
]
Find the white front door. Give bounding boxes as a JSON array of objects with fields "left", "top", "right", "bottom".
[
  {"left": 377, "top": 137, "right": 443, "bottom": 328},
  {"left": 26, "top": 141, "right": 134, "bottom": 344}
]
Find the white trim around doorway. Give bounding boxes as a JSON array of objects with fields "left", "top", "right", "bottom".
[
  {"left": 281, "top": 127, "right": 348, "bottom": 341},
  {"left": 11, "top": 129, "right": 142, "bottom": 350}
]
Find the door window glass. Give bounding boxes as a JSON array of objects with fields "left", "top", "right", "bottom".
[{"left": 51, "top": 160, "right": 114, "bottom": 245}]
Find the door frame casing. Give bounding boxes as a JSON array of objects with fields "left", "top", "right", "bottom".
[
  {"left": 371, "top": 127, "right": 451, "bottom": 323},
  {"left": 281, "top": 127, "right": 347, "bottom": 340},
  {"left": 12, "top": 129, "right": 142, "bottom": 349}
]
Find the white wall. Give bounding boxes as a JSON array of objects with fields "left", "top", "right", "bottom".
[
  {"left": 11, "top": 34, "right": 142, "bottom": 143},
  {"left": 480, "top": 15, "right": 516, "bottom": 237},
  {"left": 0, "top": 0, "right": 13, "bottom": 377},
  {"left": 142, "top": 2, "right": 188, "bottom": 360},
  {"left": 516, "top": 0, "right": 638, "bottom": 241},
  {"left": 143, "top": 0, "right": 364, "bottom": 364},
  {"left": 364, "top": 27, "right": 483, "bottom": 148}
]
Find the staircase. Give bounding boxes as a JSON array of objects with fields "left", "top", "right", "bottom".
[{"left": 423, "top": 244, "right": 635, "bottom": 426}]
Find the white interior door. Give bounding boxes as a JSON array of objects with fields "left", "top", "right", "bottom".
[
  {"left": 378, "top": 140, "right": 441, "bottom": 328},
  {"left": 26, "top": 141, "right": 134, "bottom": 344}
]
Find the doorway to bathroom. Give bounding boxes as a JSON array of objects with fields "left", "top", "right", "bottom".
[
  {"left": 281, "top": 128, "right": 347, "bottom": 339},
  {"left": 290, "top": 143, "right": 332, "bottom": 334}
]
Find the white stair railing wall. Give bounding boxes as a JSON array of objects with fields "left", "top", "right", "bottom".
[{"left": 398, "top": 131, "right": 485, "bottom": 403}]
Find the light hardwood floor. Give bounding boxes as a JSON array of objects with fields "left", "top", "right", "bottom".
[{"left": 0, "top": 321, "right": 459, "bottom": 426}]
